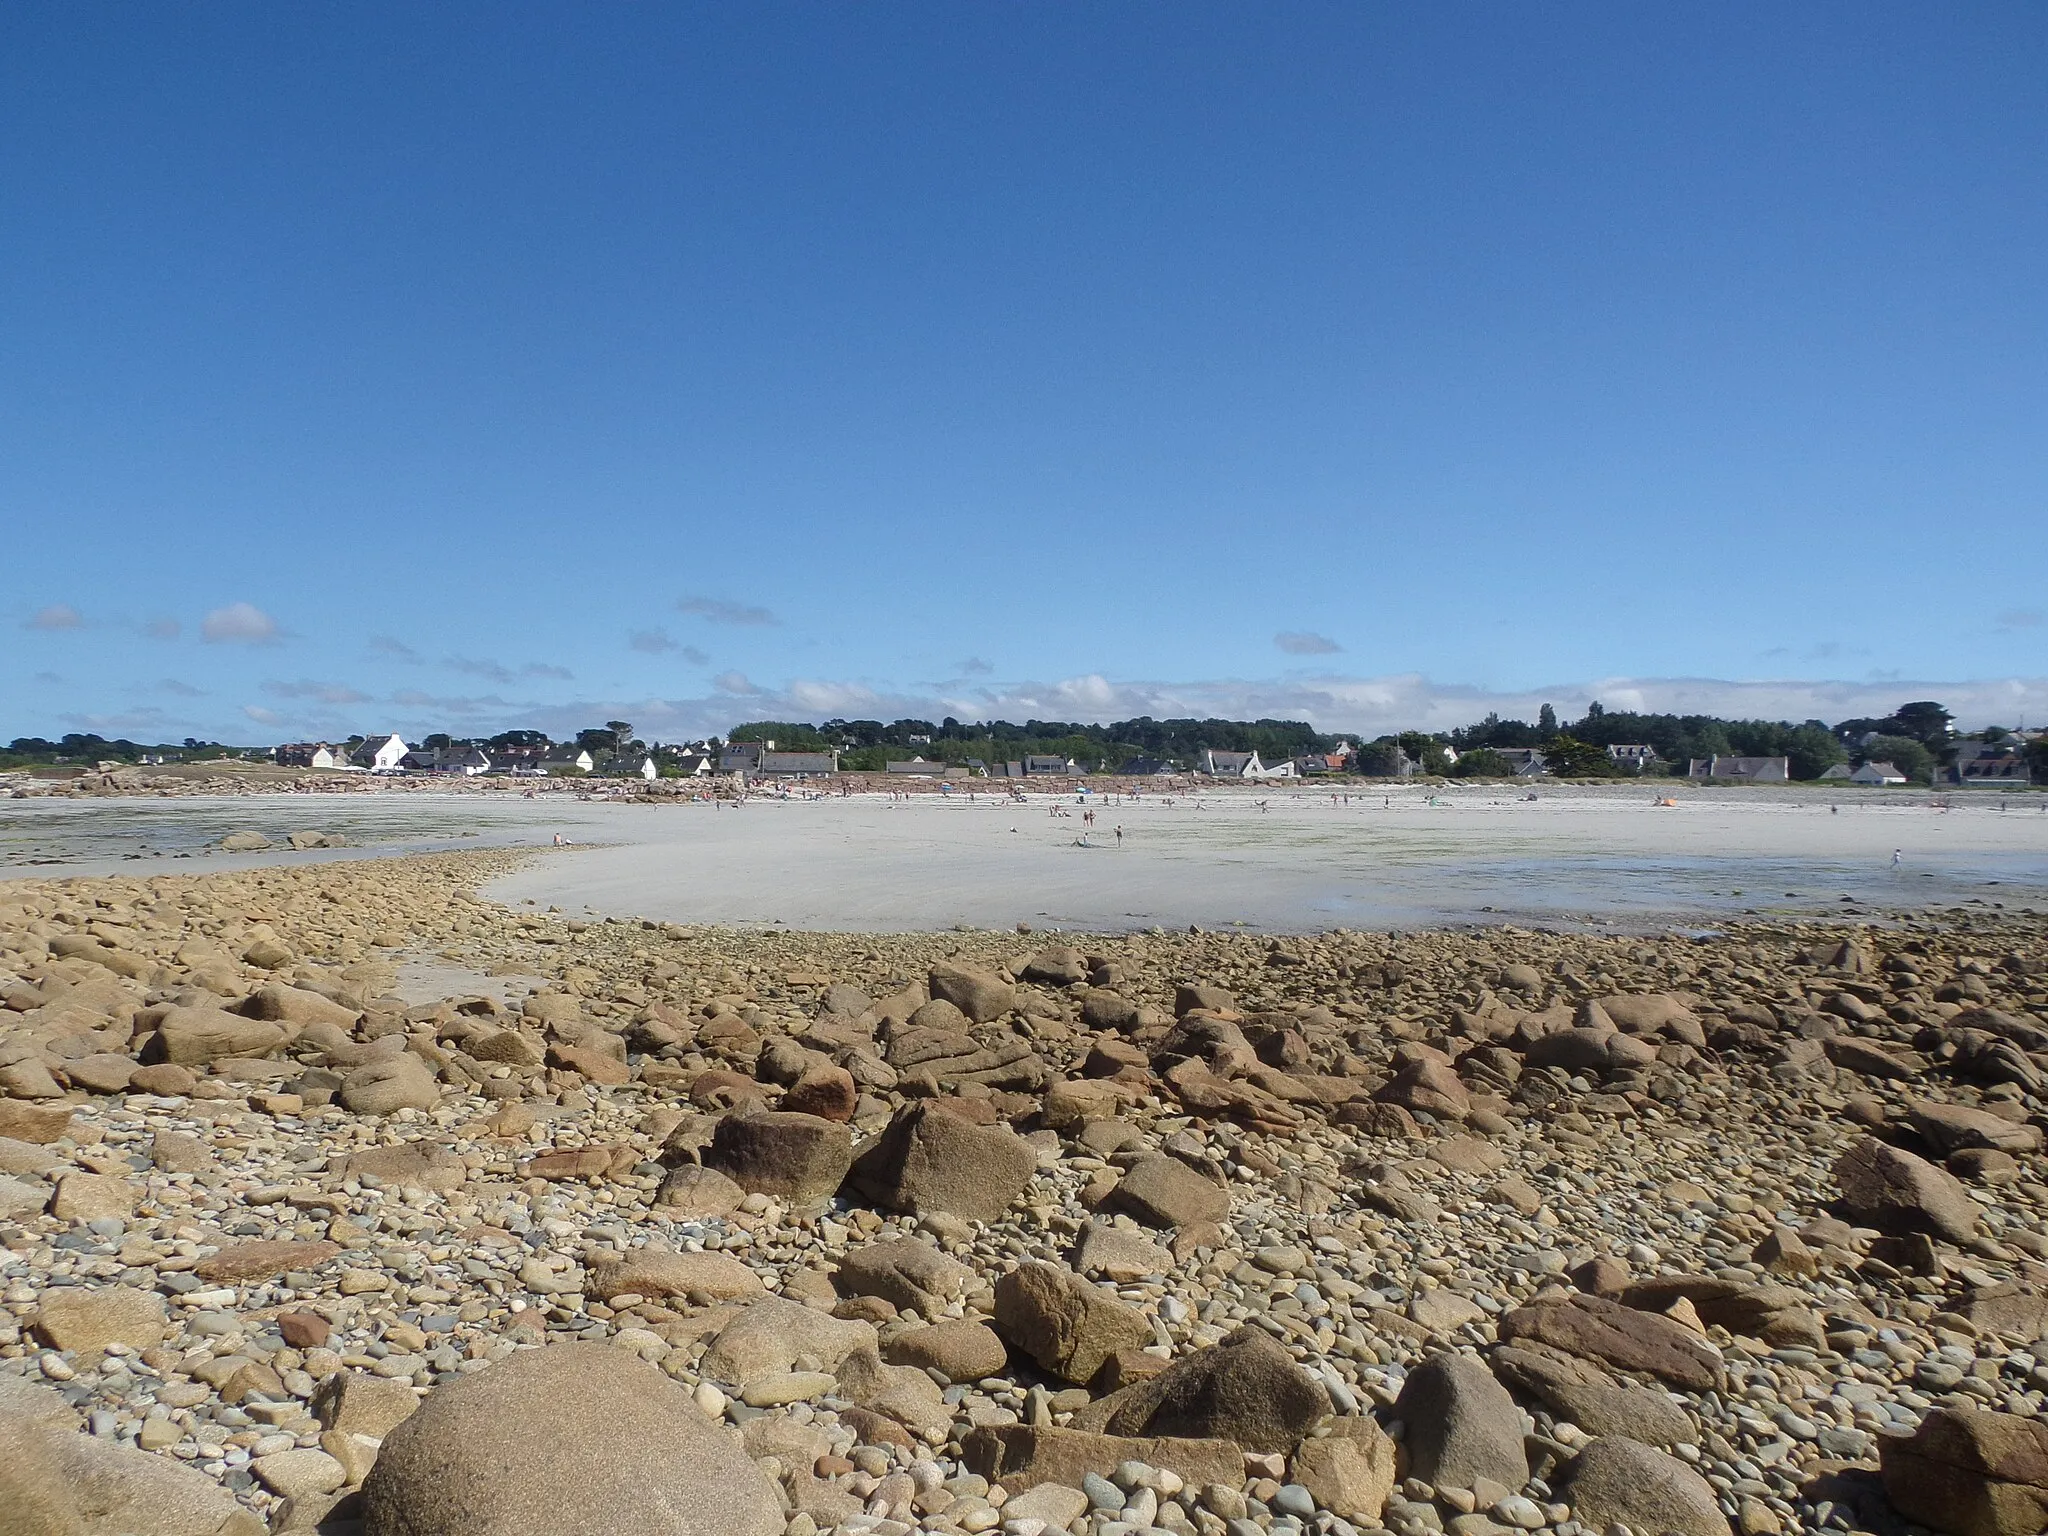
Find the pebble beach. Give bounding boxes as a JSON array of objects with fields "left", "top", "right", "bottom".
[{"left": 1, "top": 821, "right": 2046, "bottom": 1536}]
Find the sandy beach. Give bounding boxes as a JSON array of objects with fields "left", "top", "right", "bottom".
[{"left": 7, "top": 783, "right": 2043, "bottom": 932}]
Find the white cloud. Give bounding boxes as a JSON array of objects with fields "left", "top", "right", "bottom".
[
  {"left": 370, "top": 635, "right": 422, "bottom": 662},
  {"left": 629, "top": 628, "right": 676, "bottom": 653},
  {"left": 263, "top": 679, "right": 371, "bottom": 705},
  {"left": 202, "top": 602, "right": 280, "bottom": 644},
  {"left": 1997, "top": 609, "right": 2043, "bottom": 631},
  {"left": 1275, "top": 631, "right": 1342, "bottom": 655},
  {"left": 58, "top": 707, "right": 178, "bottom": 734},
  {"left": 145, "top": 616, "right": 181, "bottom": 640},
  {"left": 26, "top": 603, "right": 82, "bottom": 631},
  {"left": 365, "top": 670, "right": 2048, "bottom": 753},
  {"left": 956, "top": 657, "right": 994, "bottom": 676},
  {"left": 157, "top": 679, "right": 205, "bottom": 698},
  {"left": 444, "top": 656, "right": 573, "bottom": 684},
  {"left": 242, "top": 704, "right": 285, "bottom": 725},
  {"left": 678, "top": 595, "right": 778, "bottom": 627}
]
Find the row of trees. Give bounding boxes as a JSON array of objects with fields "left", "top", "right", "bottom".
[
  {"left": 729, "top": 716, "right": 1329, "bottom": 774},
  {"left": 9, "top": 700, "right": 2037, "bottom": 786}
]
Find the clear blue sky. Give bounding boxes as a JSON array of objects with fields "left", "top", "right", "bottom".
[{"left": 6, "top": 3, "right": 2045, "bottom": 744}]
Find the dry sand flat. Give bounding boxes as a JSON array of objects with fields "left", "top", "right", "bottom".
[{"left": 482, "top": 786, "right": 2048, "bottom": 933}]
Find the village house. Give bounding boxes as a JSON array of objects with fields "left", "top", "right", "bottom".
[
  {"left": 542, "top": 747, "right": 596, "bottom": 775},
  {"left": 1606, "top": 743, "right": 1658, "bottom": 771},
  {"left": 1200, "top": 749, "right": 1261, "bottom": 777},
  {"left": 885, "top": 757, "right": 947, "bottom": 776},
  {"left": 666, "top": 751, "right": 716, "bottom": 777},
  {"left": 1023, "top": 755, "right": 1079, "bottom": 776},
  {"left": 274, "top": 743, "right": 341, "bottom": 770},
  {"left": 1117, "top": 757, "right": 1178, "bottom": 776},
  {"left": 489, "top": 745, "right": 550, "bottom": 776},
  {"left": 1946, "top": 742, "right": 2032, "bottom": 788},
  {"left": 1850, "top": 761, "right": 1909, "bottom": 786},
  {"left": 751, "top": 750, "right": 839, "bottom": 778},
  {"left": 1686, "top": 755, "right": 1791, "bottom": 782},
  {"left": 1487, "top": 748, "right": 1549, "bottom": 777},
  {"left": 349, "top": 734, "right": 409, "bottom": 773}
]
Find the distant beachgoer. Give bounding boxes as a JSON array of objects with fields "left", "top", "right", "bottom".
[
  {"left": 1115, "top": 825, "right": 1122, "bottom": 844},
  {"left": 1891, "top": 848, "right": 1902, "bottom": 868},
  {"left": 553, "top": 833, "right": 567, "bottom": 846}
]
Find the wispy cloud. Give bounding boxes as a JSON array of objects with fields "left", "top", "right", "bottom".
[
  {"left": 1275, "top": 631, "right": 1342, "bottom": 656},
  {"left": 144, "top": 616, "right": 181, "bottom": 640},
  {"left": 263, "top": 678, "right": 371, "bottom": 705},
  {"left": 231, "top": 669, "right": 2048, "bottom": 757},
  {"left": 202, "top": 602, "right": 280, "bottom": 644},
  {"left": 370, "top": 635, "right": 422, "bottom": 662},
  {"left": 629, "top": 629, "right": 711, "bottom": 664},
  {"left": 678, "top": 595, "right": 778, "bottom": 627},
  {"left": 956, "top": 656, "right": 994, "bottom": 676},
  {"left": 25, "top": 603, "right": 83, "bottom": 631},
  {"left": 34, "top": 671, "right": 63, "bottom": 685},
  {"left": 1997, "top": 609, "right": 2043, "bottom": 631},
  {"left": 157, "top": 679, "right": 205, "bottom": 698},
  {"left": 444, "top": 656, "right": 574, "bottom": 684},
  {"left": 58, "top": 707, "right": 178, "bottom": 734},
  {"left": 242, "top": 704, "right": 286, "bottom": 725}
]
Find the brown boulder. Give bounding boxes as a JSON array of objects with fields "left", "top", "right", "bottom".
[
  {"left": 1374, "top": 1057, "right": 1470, "bottom": 1119},
  {"left": 1108, "top": 1153, "right": 1231, "bottom": 1228},
  {"left": 361, "top": 1342, "right": 782, "bottom": 1536},
  {"left": 1561, "top": 1436, "right": 1730, "bottom": 1536},
  {"left": 927, "top": 961, "right": 1014, "bottom": 1023},
  {"left": 850, "top": 1101, "right": 1037, "bottom": 1222},
  {"left": 1497, "top": 1293, "right": 1724, "bottom": 1391},
  {"left": 993, "top": 1262, "right": 1150, "bottom": 1385},
  {"left": 195, "top": 1239, "right": 341, "bottom": 1284},
  {"left": 1290, "top": 1417, "right": 1398, "bottom": 1524},
  {"left": 782, "top": 1063, "right": 858, "bottom": 1121},
  {"left": 146, "top": 1006, "right": 286, "bottom": 1065},
  {"left": 1094, "top": 1325, "right": 1331, "bottom": 1453},
  {"left": 703, "top": 1110, "right": 853, "bottom": 1206},
  {"left": 1834, "top": 1135, "right": 1981, "bottom": 1243},
  {"left": 1881, "top": 1407, "right": 2048, "bottom": 1536}
]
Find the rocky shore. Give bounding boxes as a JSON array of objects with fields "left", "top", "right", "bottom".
[{"left": 1, "top": 851, "right": 2045, "bottom": 1536}]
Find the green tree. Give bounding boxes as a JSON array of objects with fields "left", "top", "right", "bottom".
[
  {"left": 1354, "top": 739, "right": 1406, "bottom": 777},
  {"left": 1538, "top": 703, "right": 1558, "bottom": 734},
  {"left": 1862, "top": 735, "right": 1934, "bottom": 784},
  {"left": 1450, "top": 747, "right": 1512, "bottom": 778},
  {"left": 1889, "top": 702, "right": 1953, "bottom": 753},
  {"left": 1785, "top": 724, "right": 1848, "bottom": 781},
  {"left": 1542, "top": 735, "right": 1616, "bottom": 777}
]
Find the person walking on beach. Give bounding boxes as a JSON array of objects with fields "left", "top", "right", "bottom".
[
  {"left": 1115, "top": 825, "right": 1122, "bottom": 844},
  {"left": 1892, "top": 848, "right": 1903, "bottom": 869}
]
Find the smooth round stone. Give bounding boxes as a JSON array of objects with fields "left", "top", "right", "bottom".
[
  {"left": 1273, "top": 1483, "right": 1318, "bottom": 1518},
  {"left": 1494, "top": 1494, "right": 1547, "bottom": 1529},
  {"left": 1084, "top": 1472, "right": 1125, "bottom": 1511},
  {"left": 741, "top": 1371, "right": 836, "bottom": 1406}
]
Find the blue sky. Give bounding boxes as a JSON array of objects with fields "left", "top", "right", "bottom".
[{"left": 5, "top": 3, "right": 2045, "bottom": 744}]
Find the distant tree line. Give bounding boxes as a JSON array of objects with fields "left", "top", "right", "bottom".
[
  {"left": 729, "top": 716, "right": 1328, "bottom": 774},
  {"left": 7, "top": 697, "right": 2032, "bottom": 786}
]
